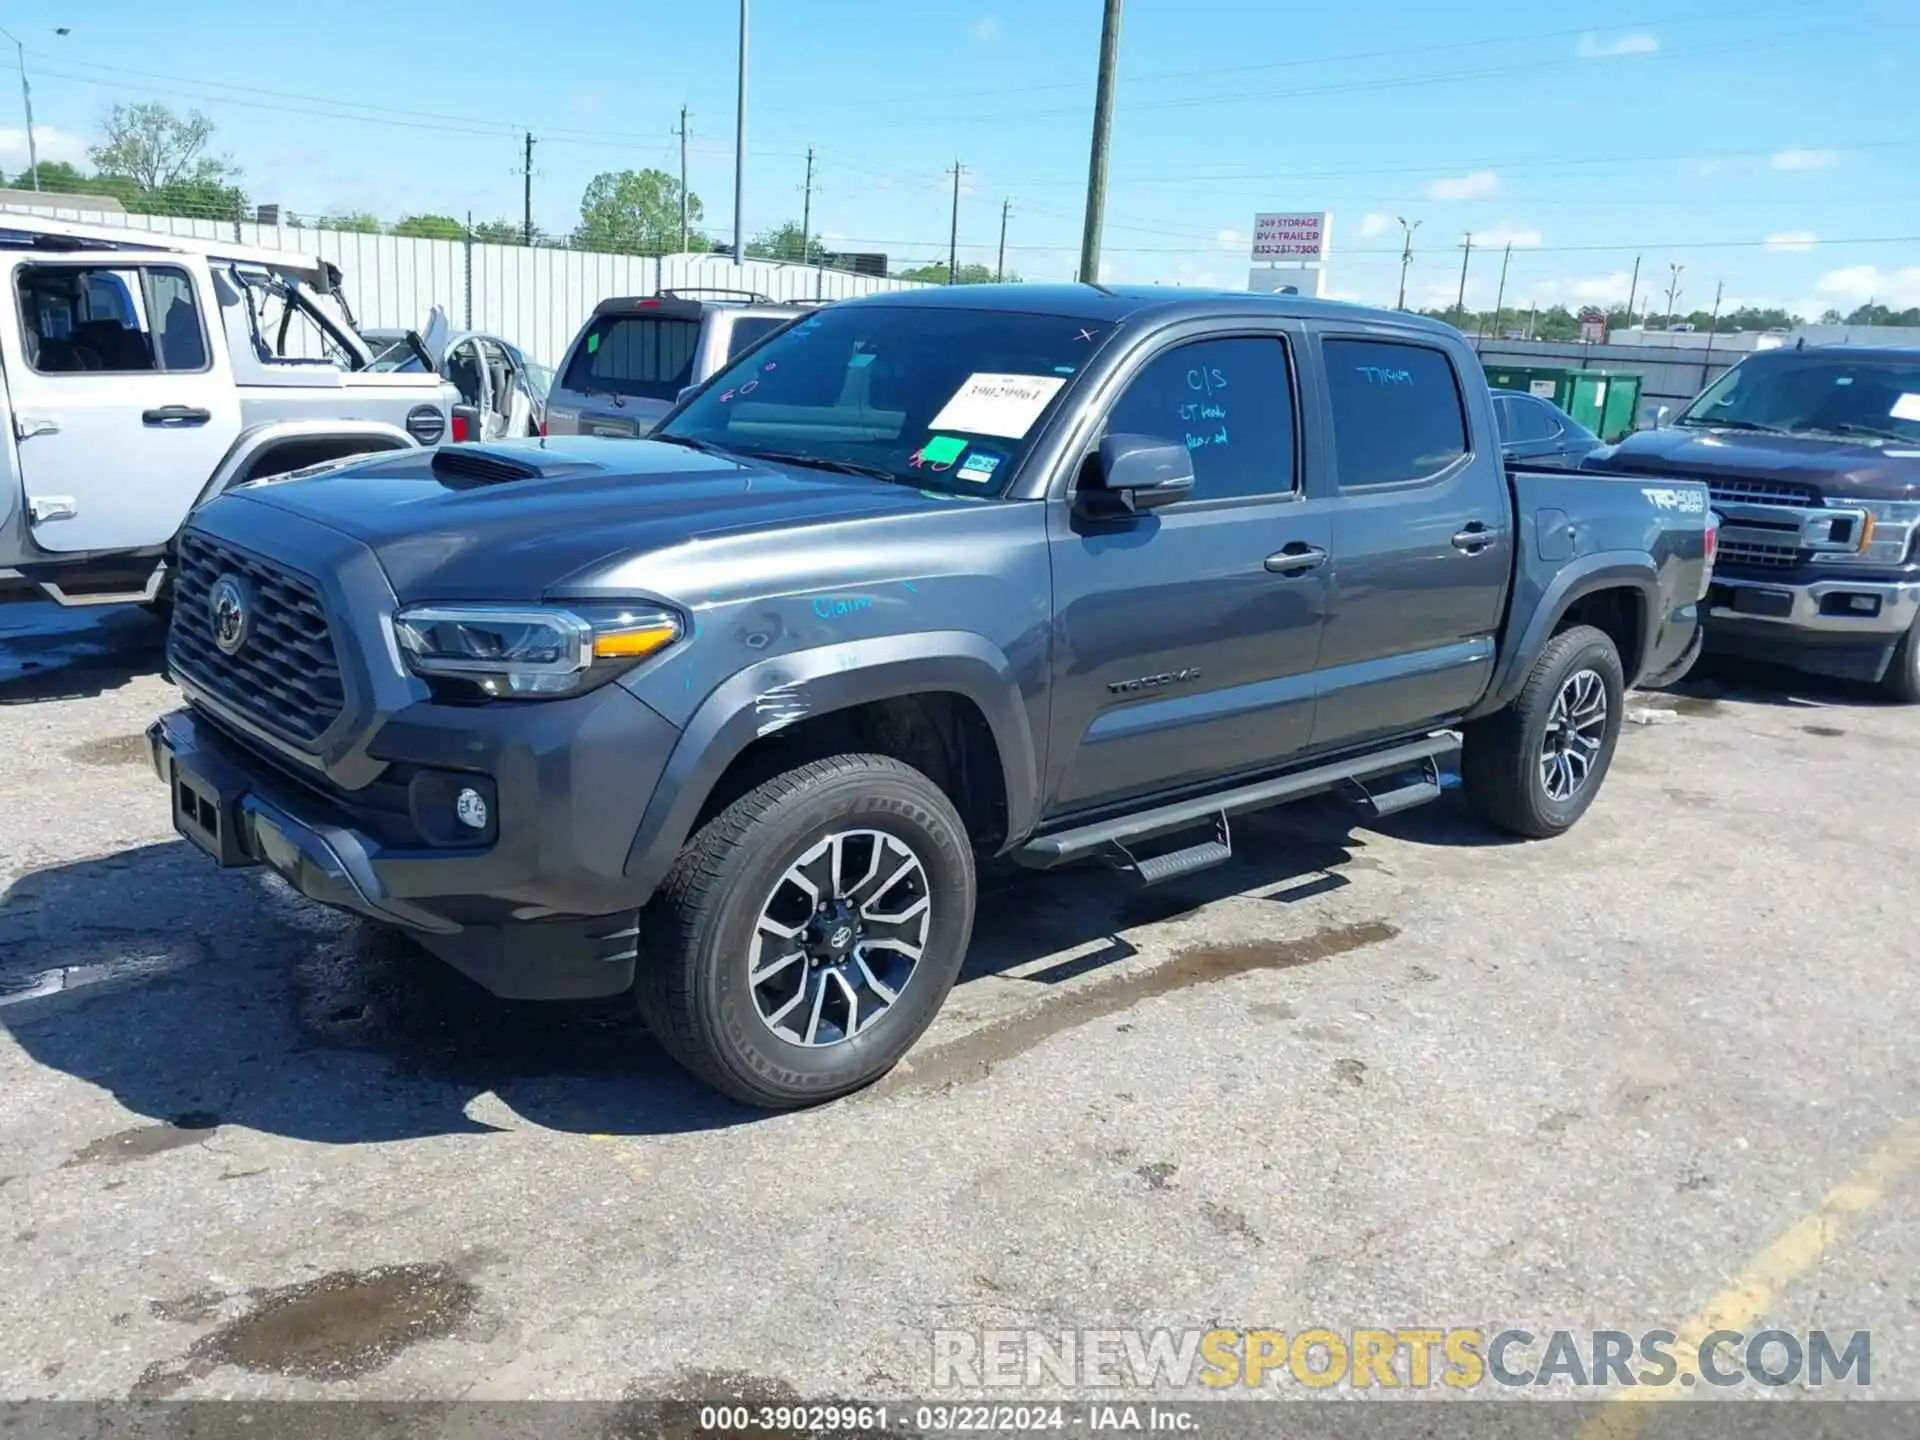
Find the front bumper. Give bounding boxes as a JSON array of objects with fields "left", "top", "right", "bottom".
[
  {"left": 1703, "top": 572, "right": 1920, "bottom": 682},
  {"left": 150, "top": 688, "right": 680, "bottom": 1000}
]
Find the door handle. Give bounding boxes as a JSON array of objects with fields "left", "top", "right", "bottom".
[
  {"left": 142, "top": 405, "right": 212, "bottom": 427},
  {"left": 14, "top": 414, "right": 58, "bottom": 440},
  {"left": 1452, "top": 522, "right": 1493, "bottom": 553},
  {"left": 1265, "top": 543, "right": 1329, "bottom": 575}
]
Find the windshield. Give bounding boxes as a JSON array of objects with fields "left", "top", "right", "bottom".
[
  {"left": 656, "top": 303, "right": 1104, "bottom": 494},
  {"left": 1680, "top": 353, "right": 1920, "bottom": 442}
]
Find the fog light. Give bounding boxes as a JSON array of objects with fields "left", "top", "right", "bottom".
[{"left": 454, "top": 787, "right": 489, "bottom": 830}]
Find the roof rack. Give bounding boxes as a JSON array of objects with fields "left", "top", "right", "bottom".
[{"left": 0, "top": 212, "right": 339, "bottom": 290}]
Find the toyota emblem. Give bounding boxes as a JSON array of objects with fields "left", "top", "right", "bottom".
[{"left": 208, "top": 573, "right": 253, "bottom": 657}]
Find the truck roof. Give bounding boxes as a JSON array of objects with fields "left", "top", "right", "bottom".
[
  {"left": 0, "top": 212, "right": 339, "bottom": 291},
  {"left": 837, "top": 281, "right": 1450, "bottom": 335}
]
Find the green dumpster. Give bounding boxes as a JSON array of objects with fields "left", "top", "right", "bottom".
[{"left": 1484, "top": 365, "right": 1644, "bottom": 442}]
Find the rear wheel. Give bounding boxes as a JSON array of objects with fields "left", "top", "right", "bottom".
[
  {"left": 1462, "top": 624, "right": 1625, "bottom": 838},
  {"left": 637, "top": 754, "right": 975, "bottom": 1109},
  {"left": 1881, "top": 614, "right": 1920, "bottom": 703}
]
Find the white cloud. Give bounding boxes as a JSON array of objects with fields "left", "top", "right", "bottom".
[
  {"left": 1215, "top": 227, "right": 1245, "bottom": 251},
  {"left": 1424, "top": 170, "right": 1500, "bottom": 202},
  {"left": 1356, "top": 213, "right": 1395, "bottom": 239},
  {"left": 1578, "top": 30, "right": 1659, "bottom": 58},
  {"left": 1817, "top": 265, "right": 1920, "bottom": 307},
  {"left": 1765, "top": 231, "right": 1818, "bottom": 252},
  {"left": 970, "top": 15, "right": 1001, "bottom": 41},
  {"left": 1772, "top": 148, "right": 1839, "bottom": 171},
  {"left": 0, "top": 125, "right": 90, "bottom": 170},
  {"left": 1476, "top": 222, "right": 1543, "bottom": 249}
]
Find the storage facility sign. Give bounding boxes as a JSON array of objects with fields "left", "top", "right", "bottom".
[{"left": 1251, "top": 213, "right": 1328, "bottom": 262}]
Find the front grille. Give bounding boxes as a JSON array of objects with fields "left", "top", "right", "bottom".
[
  {"left": 170, "top": 532, "right": 345, "bottom": 746},
  {"left": 1716, "top": 540, "right": 1807, "bottom": 569},
  {"left": 1707, "top": 477, "right": 1821, "bottom": 509}
]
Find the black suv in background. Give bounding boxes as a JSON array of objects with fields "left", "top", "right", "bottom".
[
  {"left": 1594, "top": 344, "right": 1920, "bottom": 699},
  {"left": 541, "top": 291, "right": 816, "bottom": 440},
  {"left": 151, "top": 285, "right": 1712, "bottom": 1108}
]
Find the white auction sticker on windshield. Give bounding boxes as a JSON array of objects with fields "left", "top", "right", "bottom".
[
  {"left": 1891, "top": 393, "right": 1920, "bottom": 422},
  {"left": 929, "top": 373, "right": 1068, "bottom": 439}
]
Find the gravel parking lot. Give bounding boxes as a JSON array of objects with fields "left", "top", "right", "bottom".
[{"left": 2, "top": 597, "right": 1916, "bottom": 1416}]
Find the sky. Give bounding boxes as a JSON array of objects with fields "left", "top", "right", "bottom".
[{"left": 2, "top": 0, "right": 1916, "bottom": 319}]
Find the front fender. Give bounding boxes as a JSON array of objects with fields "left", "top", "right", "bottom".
[
  {"left": 192, "top": 420, "right": 420, "bottom": 511},
  {"left": 623, "top": 631, "right": 1038, "bottom": 896},
  {"left": 1469, "top": 550, "right": 1658, "bottom": 719}
]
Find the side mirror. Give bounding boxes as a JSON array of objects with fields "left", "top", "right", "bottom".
[
  {"left": 1078, "top": 433, "right": 1195, "bottom": 516},
  {"left": 677, "top": 385, "right": 698, "bottom": 403},
  {"left": 1653, "top": 405, "right": 1673, "bottom": 429}
]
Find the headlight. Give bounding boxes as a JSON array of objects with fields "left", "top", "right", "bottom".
[
  {"left": 1823, "top": 499, "right": 1920, "bottom": 567},
  {"left": 392, "top": 603, "right": 681, "bottom": 698}
]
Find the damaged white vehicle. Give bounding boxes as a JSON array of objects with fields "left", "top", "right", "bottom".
[
  {"left": 365, "top": 309, "right": 551, "bottom": 441},
  {"left": 0, "top": 215, "right": 455, "bottom": 608}
]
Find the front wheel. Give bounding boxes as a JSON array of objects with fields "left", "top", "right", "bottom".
[
  {"left": 1881, "top": 614, "right": 1920, "bottom": 703},
  {"left": 1461, "top": 624, "right": 1625, "bottom": 839},
  {"left": 637, "top": 753, "right": 976, "bottom": 1109}
]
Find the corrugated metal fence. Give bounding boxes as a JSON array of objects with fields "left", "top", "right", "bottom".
[{"left": 3, "top": 202, "right": 922, "bottom": 365}]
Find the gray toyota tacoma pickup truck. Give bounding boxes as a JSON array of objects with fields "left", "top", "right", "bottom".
[{"left": 148, "top": 286, "right": 1714, "bottom": 1108}]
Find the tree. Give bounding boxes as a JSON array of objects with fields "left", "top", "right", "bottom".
[
  {"left": 393, "top": 214, "right": 467, "bottom": 241},
  {"left": 573, "top": 169, "right": 703, "bottom": 255},
  {"left": 319, "top": 213, "right": 383, "bottom": 234},
  {"left": 1819, "top": 309, "right": 1845, "bottom": 325},
  {"left": 471, "top": 219, "right": 526, "bottom": 246},
  {"left": 892, "top": 261, "right": 1002, "bottom": 285},
  {"left": 747, "top": 221, "right": 825, "bottom": 264},
  {"left": 89, "top": 103, "right": 238, "bottom": 194}
]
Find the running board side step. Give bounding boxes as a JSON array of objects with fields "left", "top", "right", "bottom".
[
  {"left": 1344, "top": 755, "right": 1444, "bottom": 819},
  {"left": 1108, "top": 812, "right": 1233, "bottom": 887},
  {"left": 1014, "top": 731, "right": 1460, "bottom": 870}
]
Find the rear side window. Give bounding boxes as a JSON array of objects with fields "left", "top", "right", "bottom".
[
  {"left": 1324, "top": 338, "right": 1469, "bottom": 487},
  {"left": 1509, "top": 395, "right": 1557, "bottom": 442},
  {"left": 563, "top": 314, "right": 699, "bottom": 400},
  {"left": 724, "top": 316, "right": 785, "bottom": 359}
]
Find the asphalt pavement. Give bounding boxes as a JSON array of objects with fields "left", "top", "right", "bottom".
[{"left": 1, "top": 597, "right": 1915, "bottom": 1422}]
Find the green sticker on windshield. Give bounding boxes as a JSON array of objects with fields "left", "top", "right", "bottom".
[
  {"left": 920, "top": 435, "right": 967, "bottom": 465},
  {"left": 587, "top": 333, "right": 601, "bottom": 353}
]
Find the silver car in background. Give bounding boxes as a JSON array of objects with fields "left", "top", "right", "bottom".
[{"left": 543, "top": 290, "right": 816, "bottom": 438}]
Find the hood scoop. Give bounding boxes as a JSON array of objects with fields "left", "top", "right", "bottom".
[{"left": 430, "top": 446, "right": 605, "bottom": 488}]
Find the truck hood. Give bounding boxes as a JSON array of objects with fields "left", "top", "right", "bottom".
[
  {"left": 227, "top": 438, "right": 979, "bottom": 601},
  {"left": 1595, "top": 425, "right": 1920, "bottom": 502}
]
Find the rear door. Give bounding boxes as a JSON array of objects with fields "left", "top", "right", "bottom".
[
  {"left": 1044, "top": 323, "right": 1333, "bottom": 817},
  {"left": 4, "top": 254, "right": 242, "bottom": 554},
  {"left": 1308, "top": 331, "right": 1513, "bottom": 747}
]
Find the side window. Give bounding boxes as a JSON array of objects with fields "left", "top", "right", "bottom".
[
  {"left": 1491, "top": 394, "right": 1514, "bottom": 442},
  {"left": 725, "top": 316, "right": 785, "bottom": 359},
  {"left": 1102, "top": 336, "right": 1296, "bottom": 501},
  {"left": 146, "top": 268, "right": 209, "bottom": 372},
  {"left": 1517, "top": 397, "right": 1559, "bottom": 441},
  {"left": 1323, "top": 338, "right": 1470, "bottom": 488}
]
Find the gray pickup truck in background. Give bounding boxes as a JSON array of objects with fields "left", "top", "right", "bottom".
[
  {"left": 148, "top": 285, "right": 1714, "bottom": 1108},
  {"left": 1591, "top": 342, "right": 1920, "bottom": 700}
]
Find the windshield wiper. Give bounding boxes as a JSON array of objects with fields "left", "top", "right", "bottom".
[
  {"left": 1790, "top": 422, "right": 1907, "bottom": 443},
  {"left": 1676, "top": 417, "right": 1789, "bottom": 434},
  {"left": 650, "top": 433, "right": 738, "bottom": 458},
  {"left": 744, "top": 451, "right": 903, "bottom": 483}
]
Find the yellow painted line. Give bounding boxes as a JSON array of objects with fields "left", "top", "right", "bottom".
[
  {"left": 1576, "top": 1116, "right": 1920, "bottom": 1440},
  {"left": 588, "top": 1132, "right": 649, "bottom": 1183}
]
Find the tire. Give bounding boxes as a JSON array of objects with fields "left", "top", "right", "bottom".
[
  {"left": 636, "top": 753, "right": 976, "bottom": 1109},
  {"left": 1881, "top": 615, "right": 1920, "bottom": 704},
  {"left": 1461, "top": 624, "right": 1625, "bottom": 839}
]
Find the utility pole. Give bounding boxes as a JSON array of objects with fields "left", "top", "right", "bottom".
[
  {"left": 1455, "top": 232, "right": 1474, "bottom": 326},
  {"left": 1490, "top": 242, "right": 1512, "bottom": 342},
  {"left": 1395, "top": 217, "right": 1421, "bottom": 310},
  {"left": 522, "top": 132, "right": 536, "bottom": 245},
  {"left": 1664, "top": 262, "right": 1684, "bottom": 328},
  {"left": 676, "top": 106, "right": 690, "bottom": 253},
  {"left": 996, "top": 197, "right": 1011, "bottom": 283},
  {"left": 947, "top": 162, "right": 965, "bottom": 284},
  {"left": 1527, "top": 302, "right": 1538, "bottom": 341},
  {"left": 799, "top": 147, "right": 814, "bottom": 264},
  {"left": 733, "top": 0, "right": 748, "bottom": 263},
  {"left": 1624, "top": 255, "right": 1641, "bottom": 329},
  {"left": 1077, "top": 0, "right": 1124, "bottom": 284},
  {"left": 1700, "top": 280, "right": 1724, "bottom": 388}
]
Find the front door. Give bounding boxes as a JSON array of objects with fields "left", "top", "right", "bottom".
[
  {"left": 1310, "top": 333, "right": 1514, "bottom": 747},
  {"left": 1044, "top": 329, "right": 1332, "bottom": 818},
  {"left": 4, "top": 255, "right": 242, "bottom": 554}
]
